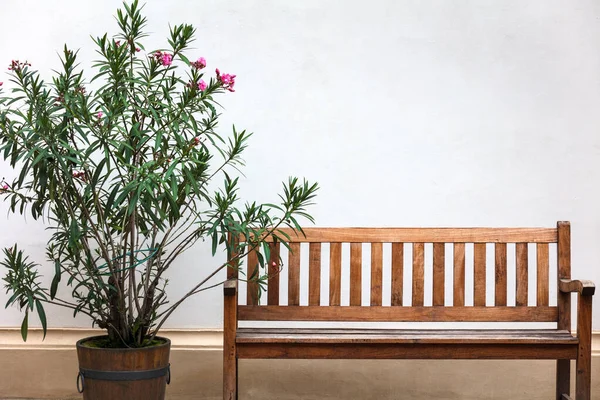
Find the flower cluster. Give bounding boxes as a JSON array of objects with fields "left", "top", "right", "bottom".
[
  {"left": 8, "top": 60, "right": 31, "bottom": 71},
  {"left": 75, "top": 85, "right": 86, "bottom": 95},
  {"left": 192, "top": 137, "right": 200, "bottom": 146},
  {"left": 215, "top": 68, "right": 236, "bottom": 92},
  {"left": 186, "top": 79, "right": 207, "bottom": 92},
  {"left": 116, "top": 40, "right": 141, "bottom": 52},
  {"left": 153, "top": 51, "right": 173, "bottom": 67},
  {"left": 72, "top": 171, "right": 86, "bottom": 181},
  {"left": 191, "top": 57, "right": 206, "bottom": 69}
]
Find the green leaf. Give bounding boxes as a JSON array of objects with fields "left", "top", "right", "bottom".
[
  {"left": 50, "top": 260, "right": 61, "bottom": 300},
  {"left": 35, "top": 300, "right": 47, "bottom": 340},
  {"left": 20, "top": 310, "right": 28, "bottom": 342}
]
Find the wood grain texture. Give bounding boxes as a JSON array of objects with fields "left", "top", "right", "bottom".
[
  {"left": 238, "top": 306, "right": 559, "bottom": 322},
  {"left": 269, "top": 228, "right": 558, "bottom": 243},
  {"left": 516, "top": 243, "right": 528, "bottom": 307},
  {"left": 557, "top": 222, "right": 571, "bottom": 331},
  {"left": 433, "top": 243, "right": 445, "bottom": 306},
  {"left": 557, "top": 359, "right": 571, "bottom": 400},
  {"left": 412, "top": 243, "right": 425, "bottom": 306},
  {"left": 329, "top": 243, "right": 342, "bottom": 306},
  {"left": 288, "top": 243, "right": 300, "bottom": 306},
  {"left": 246, "top": 249, "right": 259, "bottom": 306},
  {"left": 236, "top": 328, "right": 577, "bottom": 345},
  {"left": 76, "top": 338, "right": 171, "bottom": 400},
  {"left": 559, "top": 279, "right": 596, "bottom": 296},
  {"left": 223, "top": 284, "right": 238, "bottom": 400},
  {"left": 453, "top": 243, "right": 465, "bottom": 307},
  {"left": 370, "top": 243, "right": 383, "bottom": 306},
  {"left": 557, "top": 224, "right": 573, "bottom": 399},
  {"left": 495, "top": 243, "right": 507, "bottom": 306},
  {"left": 350, "top": 243, "right": 362, "bottom": 306},
  {"left": 474, "top": 243, "right": 487, "bottom": 307},
  {"left": 267, "top": 242, "right": 281, "bottom": 306},
  {"left": 391, "top": 243, "right": 404, "bottom": 306},
  {"left": 576, "top": 295, "right": 593, "bottom": 400},
  {"left": 227, "top": 234, "right": 239, "bottom": 280},
  {"left": 309, "top": 243, "right": 321, "bottom": 306},
  {"left": 237, "top": 342, "right": 577, "bottom": 360},
  {"left": 537, "top": 243, "right": 550, "bottom": 307}
]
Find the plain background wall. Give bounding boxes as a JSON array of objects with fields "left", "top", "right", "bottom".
[{"left": 0, "top": 0, "right": 599, "bottom": 329}]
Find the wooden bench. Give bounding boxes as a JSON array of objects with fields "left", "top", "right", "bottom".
[{"left": 223, "top": 222, "right": 594, "bottom": 400}]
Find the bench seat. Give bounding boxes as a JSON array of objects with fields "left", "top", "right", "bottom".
[{"left": 236, "top": 328, "right": 578, "bottom": 345}]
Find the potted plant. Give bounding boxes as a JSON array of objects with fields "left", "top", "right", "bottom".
[{"left": 0, "top": 1, "right": 318, "bottom": 399}]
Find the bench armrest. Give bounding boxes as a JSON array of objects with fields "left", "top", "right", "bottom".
[
  {"left": 224, "top": 279, "right": 238, "bottom": 296},
  {"left": 559, "top": 279, "right": 595, "bottom": 296}
]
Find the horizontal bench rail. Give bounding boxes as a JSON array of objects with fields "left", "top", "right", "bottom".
[
  {"left": 268, "top": 227, "right": 558, "bottom": 243},
  {"left": 238, "top": 306, "right": 559, "bottom": 322}
]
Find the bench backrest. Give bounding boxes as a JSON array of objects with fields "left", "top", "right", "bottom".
[{"left": 233, "top": 222, "right": 571, "bottom": 326}]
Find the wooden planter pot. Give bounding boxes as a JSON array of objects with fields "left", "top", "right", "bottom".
[{"left": 76, "top": 336, "right": 171, "bottom": 400}]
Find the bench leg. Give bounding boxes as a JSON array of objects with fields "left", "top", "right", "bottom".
[
  {"left": 556, "top": 359, "right": 570, "bottom": 400},
  {"left": 224, "top": 352, "right": 238, "bottom": 400},
  {"left": 576, "top": 295, "right": 592, "bottom": 400}
]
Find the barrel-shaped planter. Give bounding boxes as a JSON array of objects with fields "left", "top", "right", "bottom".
[{"left": 76, "top": 336, "right": 171, "bottom": 400}]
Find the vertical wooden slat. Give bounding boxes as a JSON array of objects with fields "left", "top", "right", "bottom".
[
  {"left": 412, "top": 243, "right": 425, "bottom": 306},
  {"left": 537, "top": 243, "right": 549, "bottom": 306},
  {"left": 453, "top": 243, "right": 465, "bottom": 307},
  {"left": 309, "top": 243, "right": 321, "bottom": 306},
  {"left": 329, "top": 243, "right": 342, "bottom": 306},
  {"left": 370, "top": 243, "right": 383, "bottom": 306},
  {"left": 267, "top": 242, "right": 280, "bottom": 305},
  {"left": 247, "top": 249, "right": 259, "bottom": 305},
  {"left": 350, "top": 243, "right": 362, "bottom": 306},
  {"left": 474, "top": 243, "right": 486, "bottom": 306},
  {"left": 226, "top": 233, "right": 239, "bottom": 280},
  {"left": 516, "top": 243, "right": 528, "bottom": 306},
  {"left": 433, "top": 243, "right": 445, "bottom": 306},
  {"left": 495, "top": 243, "right": 507, "bottom": 306},
  {"left": 556, "top": 222, "right": 572, "bottom": 399},
  {"left": 391, "top": 243, "right": 404, "bottom": 306},
  {"left": 288, "top": 242, "right": 300, "bottom": 306}
]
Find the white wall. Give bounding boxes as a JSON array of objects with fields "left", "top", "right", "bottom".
[{"left": 0, "top": 0, "right": 599, "bottom": 329}]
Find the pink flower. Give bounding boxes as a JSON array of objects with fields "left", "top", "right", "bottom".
[
  {"left": 161, "top": 53, "right": 173, "bottom": 66},
  {"left": 197, "top": 80, "right": 207, "bottom": 91},
  {"left": 1, "top": 184, "right": 8, "bottom": 191},
  {"left": 8, "top": 60, "right": 30, "bottom": 71},
  {"left": 215, "top": 68, "right": 236, "bottom": 92},
  {"left": 191, "top": 57, "right": 206, "bottom": 69},
  {"left": 192, "top": 137, "right": 200, "bottom": 146},
  {"left": 152, "top": 51, "right": 173, "bottom": 66},
  {"left": 0, "top": 82, "right": 3, "bottom": 86},
  {"left": 135, "top": 47, "right": 141, "bottom": 52},
  {"left": 96, "top": 112, "right": 103, "bottom": 119}
]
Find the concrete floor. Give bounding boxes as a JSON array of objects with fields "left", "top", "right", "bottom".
[{"left": 1, "top": 349, "right": 599, "bottom": 399}]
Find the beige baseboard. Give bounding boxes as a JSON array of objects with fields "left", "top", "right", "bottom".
[
  {"left": 0, "top": 327, "right": 222, "bottom": 351},
  {"left": 1, "top": 328, "right": 600, "bottom": 399}
]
